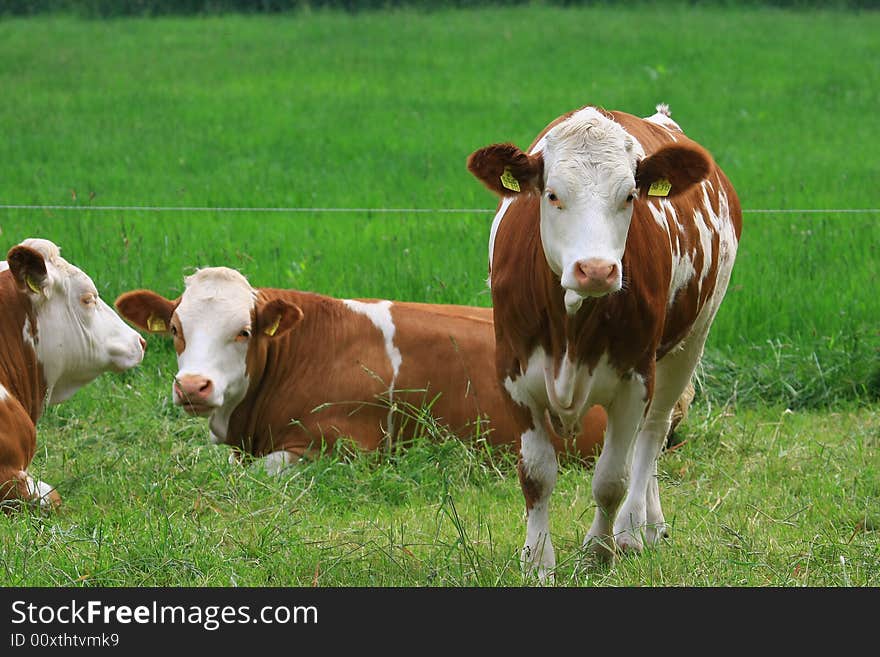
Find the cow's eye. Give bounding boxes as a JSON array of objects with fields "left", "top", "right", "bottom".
[
  {"left": 80, "top": 293, "right": 97, "bottom": 306},
  {"left": 236, "top": 328, "right": 252, "bottom": 342},
  {"left": 626, "top": 193, "right": 635, "bottom": 203},
  {"left": 170, "top": 325, "right": 178, "bottom": 337},
  {"left": 547, "top": 191, "right": 563, "bottom": 209}
]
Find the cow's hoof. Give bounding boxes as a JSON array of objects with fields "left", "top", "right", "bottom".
[
  {"left": 644, "top": 523, "right": 669, "bottom": 545},
  {"left": 43, "top": 489, "right": 62, "bottom": 511},
  {"left": 24, "top": 476, "right": 61, "bottom": 512},
  {"left": 529, "top": 565, "right": 555, "bottom": 585},
  {"left": 615, "top": 531, "right": 644, "bottom": 554},
  {"left": 31, "top": 488, "right": 61, "bottom": 512},
  {"left": 521, "top": 545, "right": 556, "bottom": 584},
  {"left": 583, "top": 535, "right": 616, "bottom": 566}
]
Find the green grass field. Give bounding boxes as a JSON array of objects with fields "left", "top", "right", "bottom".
[
  {"left": 1, "top": 6, "right": 879, "bottom": 585},
  {"left": 7, "top": 379, "right": 880, "bottom": 586}
]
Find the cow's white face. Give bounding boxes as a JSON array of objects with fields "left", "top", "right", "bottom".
[
  {"left": 171, "top": 268, "right": 256, "bottom": 417},
  {"left": 539, "top": 109, "right": 643, "bottom": 314},
  {"left": 8, "top": 238, "right": 146, "bottom": 404},
  {"left": 115, "top": 267, "right": 302, "bottom": 443},
  {"left": 469, "top": 106, "right": 714, "bottom": 316}
]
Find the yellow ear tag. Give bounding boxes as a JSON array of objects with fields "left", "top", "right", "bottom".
[
  {"left": 500, "top": 167, "right": 521, "bottom": 193},
  {"left": 264, "top": 315, "right": 281, "bottom": 337},
  {"left": 25, "top": 275, "right": 41, "bottom": 294},
  {"left": 146, "top": 314, "right": 167, "bottom": 333},
  {"left": 648, "top": 179, "right": 672, "bottom": 197}
]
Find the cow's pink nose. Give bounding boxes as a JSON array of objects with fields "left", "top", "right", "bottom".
[
  {"left": 175, "top": 375, "right": 213, "bottom": 401},
  {"left": 573, "top": 258, "right": 619, "bottom": 292},
  {"left": 138, "top": 337, "right": 147, "bottom": 353}
]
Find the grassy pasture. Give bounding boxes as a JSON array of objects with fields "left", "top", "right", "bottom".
[
  {"left": 5, "top": 372, "right": 879, "bottom": 586},
  {"left": 1, "top": 6, "right": 879, "bottom": 585}
]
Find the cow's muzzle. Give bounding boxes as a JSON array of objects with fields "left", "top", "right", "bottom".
[
  {"left": 173, "top": 374, "right": 217, "bottom": 416},
  {"left": 572, "top": 258, "right": 621, "bottom": 296}
]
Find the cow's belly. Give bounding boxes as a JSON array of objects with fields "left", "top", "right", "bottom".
[{"left": 504, "top": 347, "right": 620, "bottom": 438}]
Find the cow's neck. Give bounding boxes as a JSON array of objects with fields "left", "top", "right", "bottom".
[
  {"left": 494, "top": 210, "right": 665, "bottom": 416},
  {"left": 0, "top": 275, "right": 47, "bottom": 423},
  {"left": 222, "top": 288, "right": 340, "bottom": 457}
]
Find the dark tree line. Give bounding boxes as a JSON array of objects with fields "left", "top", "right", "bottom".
[{"left": 2, "top": 0, "right": 877, "bottom": 18}]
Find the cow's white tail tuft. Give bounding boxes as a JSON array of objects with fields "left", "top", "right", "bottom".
[{"left": 655, "top": 103, "right": 672, "bottom": 117}]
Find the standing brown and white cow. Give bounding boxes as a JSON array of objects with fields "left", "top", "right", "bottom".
[
  {"left": 467, "top": 104, "right": 741, "bottom": 574},
  {"left": 115, "top": 267, "right": 610, "bottom": 470},
  {"left": 0, "top": 238, "right": 146, "bottom": 510}
]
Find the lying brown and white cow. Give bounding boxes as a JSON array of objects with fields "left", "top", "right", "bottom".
[
  {"left": 0, "top": 238, "right": 146, "bottom": 510},
  {"left": 468, "top": 103, "right": 741, "bottom": 573},
  {"left": 115, "top": 267, "right": 623, "bottom": 470}
]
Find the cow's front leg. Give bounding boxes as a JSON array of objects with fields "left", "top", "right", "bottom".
[
  {"left": 519, "top": 425, "right": 558, "bottom": 580},
  {"left": 616, "top": 334, "right": 709, "bottom": 550},
  {"left": 1, "top": 468, "right": 60, "bottom": 512},
  {"left": 23, "top": 472, "right": 61, "bottom": 510},
  {"left": 0, "top": 407, "right": 60, "bottom": 512},
  {"left": 584, "top": 377, "right": 648, "bottom": 562}
]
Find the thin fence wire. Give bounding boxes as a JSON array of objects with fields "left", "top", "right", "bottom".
[{"left": 1, "top": 204, "right": 879, "bottom": 215}]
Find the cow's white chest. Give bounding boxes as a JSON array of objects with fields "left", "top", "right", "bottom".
[
  {"left": 0, "top": 261, "right": 8, "bottom": 273},
  {"left": 505, "top": 348, "right": 620, "bottom": 435},
  {"left": 209, "top": 406, "right": 237, "bottom": 443}
]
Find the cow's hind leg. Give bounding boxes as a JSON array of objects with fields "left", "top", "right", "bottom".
[
  {"left": 584, "top": 377, "right": 649, "bottom": 562},
  {"left": 261, "top": 450, "right": 295, "bottom": 475},
  {"left": 519, "top": 425, "right": 558, "bottom": 580},
  {"left": 615, "top": 334, "right": 707, "bottom": 551}
]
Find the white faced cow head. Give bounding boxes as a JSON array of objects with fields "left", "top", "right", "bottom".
[
  {"left": 467, "top": 107, "right": 713, "bottom": 313},
  {"left": 6, "top": 238, "right": 146, "bottom": 403},
  {"left": 114, "top": 267, "right": 302, "bottom": 438}
]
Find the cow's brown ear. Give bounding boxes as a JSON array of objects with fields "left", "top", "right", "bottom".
[
  {"left": 467, "top": 143, "right": 544, "bottom": 197},
  {"left": 636, "top": 143, "right": 713, "bottom": 199},
  {"left": 115, "top": 290, "right": 177, "bottom": 334},
  {"left": 7, "top": 245, "right": 49, "bottom": 297},
  {"left": 256, "top": 299, "right": 303, "bottom": 339}
]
